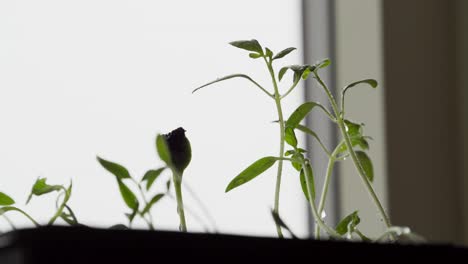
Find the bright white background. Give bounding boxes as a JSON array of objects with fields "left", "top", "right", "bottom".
[{"left": 0, "top": 1, "right": 308, "bottom": 237}]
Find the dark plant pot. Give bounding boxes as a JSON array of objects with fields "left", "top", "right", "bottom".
[{"left": 0, "top": 226, "right": 466, "bottom": 263}]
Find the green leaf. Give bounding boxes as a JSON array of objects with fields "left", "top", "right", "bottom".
[
  {"left": 291, "top": 152, "right": 304, "bottom": 171},
  {"left": 272, "top": 47, "right": 296, "bottom": 60},
  {"left": 356, "top": 151, "right": 374, "bottom": 182},
  {"left": 336, "top": 211, "right": 361, "bottom": 235},
  {"left": 336, "top": 137, "right": 370, "bottom": 154},
  {"left": 156, "top": 134, "right": 172, "bottom": 165},
  {"left": 192, "top": 74, "right": 270, "bottom": 97},
  {"left": 278, "top": 65, "right": 315, "bottom": 82},
  {"left": 225, "top": 157, "right": 279, "bottom": 192},
  {"left": 142, "top": 193, "right": 165, "bottom": 215},
  {"left": 117, "top": 180, "right": 139, "bottom": 210},
  {"left": 342, "top": 79, "right": 378, "bottom": 98},
  {"left": 0, "top": 192, "right": 15, "bottom": 206},
  {"left": 60, "top": 212, "right": 77, "bottom": 225},
  {"left": 0, "top": 206, "right": 39, "bottom": 226},
  {"left": 295, "top": 125, "right": 330, "bottom": 156},
  {"left": 286, "top": 102, "right": 334, "bottom": 129},
  {"left": 97, "top": 157, "right": 131, "bottom": 180},
  {"left": 314, "top": 59, "right": 331, "bottom": 69},
  {"left": 249, "top": 53, "right": 262, "bottom": 59},
  {"left": 26, "top": 178, "right": 63, "bottom": 204},
  {"left": 265, "top": 47, "right": 273, "bottom": 58},
  {"left": 142, "top": 168, "right": 166, "bottom": 191},
  {"left": 344, "top": 120, "right": 363, "bottom": 138},
  {"left": 284, "top": 127, "right": 297, "bottom": 148},
  {"left": 125, "top": 206, "right": 138, "bottom": 224},
  {"left": 229, "top": 39, "right": 263, "bottom": 55},
  {"left": 300, "top": 162, "right": 315, "bottom": 201}
]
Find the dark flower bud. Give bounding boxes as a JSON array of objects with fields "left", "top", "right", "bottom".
[{"left": 163, "top": 127, "right": 192, "bottom": 175}]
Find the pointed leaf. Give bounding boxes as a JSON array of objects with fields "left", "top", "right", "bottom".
[
  {"left": 278, "top": 65, "right": 315, "bottom": 82},
  {"left": 342, "top": 79, "right": 377, "bottom": 97},
  {"left": 284, "top": 127, "right": 297, "bottom": 148},
  {"left": 156, "top": 134, "right": 172, "bottom": 165},
  {"left": 27, "top": 178, "right": 63, "bottom": 204},
  {"left": 229, "top": 39, "right": 263, "bottom": 55},
  {"left": 142, "top": 168, "right": 166, "bottom": 190},
  {"left": 225, "top": 157, "right": 278, "bottom": 192},
  {"left": 192, "top": 74, "right": 264, "bottom": 94},
  {"left": 314, "top": 59, "right": 331, "bottom": 69},
  {"left": 273, "top": 47, "right": 296, "bottom": 60},
  {"left": 142, "top": 193, "right": 165, "bottom": 215},
  {"left": 300, "top": 162, "right": 315, "bottom": 201},
  {"left": 265, "top": 47, "right": 273, "bottom": 58},
  {"left": 356, "top": 151, "right": 374, "bottom": 182},
  {"left": 97, "top": 157, "right": 131, "bottom": 180},
  {"left": 117, "top": 180, "right": 139, "bottom": 210},
  {"left": 336, "top": 211, "right": 360, "bottom": 235},
  {"left": 286, "top": 102, "right": 334, "bottom": 128},
  {"left": 0, "top": 192, "right": 15, "bottom": 206}
]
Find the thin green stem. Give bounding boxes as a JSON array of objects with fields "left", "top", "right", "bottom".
[
  {"left": 314, "top": 146, "right": 340, "bottom": 239},
  {"left": 265, "top": 56, "right": 285, "bottom": 238},
  {"left": 314, "top": 72, "right": 392, "bottom": 230},
  {"left": 173, "top": 171, "right": 187, "bottom": 232},
  {"left": 132, "top": 179, "right": 155, "bottom": 230},
  {"left": 0, "top": 207, "right": 40, "bottom": 227},
  {"left": 280, "top": 78, "right": 300, "bottom": 99},
  {"left": 302, "top": 160, "right": 341, "bottom": 238},
  {"left": 48, "top": 187, "right": 70, "bottom": 225}
]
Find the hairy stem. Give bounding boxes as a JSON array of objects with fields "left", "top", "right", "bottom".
[
  {"left": 314, "top": 72, "right": 392, "bottom": 230},
  {"left": 173, "top": 171, "right": 187, "bottom": 232},
  {"left": 265, "top": 57, "right": 285, "bottom": 238}
]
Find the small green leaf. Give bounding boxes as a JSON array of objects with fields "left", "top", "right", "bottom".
[
  {"left": 300, "top": 162, "right": 315, "bottom": 201},
  {"left": 26, "top": 178, "right": 63, "bottom": 204},
  {"left": 342, "top": 79, "right": 378, "bottom": 98},
  {"left": 249, "top": 53, "right": 262, "bottom": 59},
  {"left": 291, "top": 152, "right": 304, "bottom": 171},
  {"left": 284, "top": 127, "right": 298, "bottom": 148},
  {"left": 142, "top": 193, "right": 165, "bottom": 215},
  {"left": 142, "top": 167, "right": 166, "bottom": 191},
  {"left": 117, "top": 180, "right": 139, "bottom": 210},
  {"left": 356, "top": 151, "right": 374, "bottom": 182},
  {"left": 265, "top": 47, "right": 273, "bottom": 58},
  {"left": 192, "top": 74, "right": 264, "bottom": 95},
  {"left": 0, "top": 192, "right": 15, "bottom": 206},
  {"left": 336, "top": 137, "right": 370, "bottom": 154},
  {"left": 286, "top": 102, "right": 334, "bottom": 128},
  {"left": 336, "top": 211, "right": 361, "bottom": 235},
  {"left": 229, "top": 39, "right": 263, "bottom": 55},
  {"left": 225, "top": 157, "right": 278, "bottom": 192},
  {"left": 314, "top": 59, "right": 331, "bottom": 69},
  {"left": 278, "top": 65, "right": 315, "bottom": 82},
  {"left": 285, "top": 150, "right": 295, "bottom": 156},
  {"left": 97, "top": 157, "right": 131, "bottom": 180},
  {"left": 272, "top": 47, "right": 296, "bottom": 60},
  {"left": 156, "top": 134, "right": 172, "bottom": 165},
  {"left": 344, "top": 120, "right": 363, "bottom": 138}
]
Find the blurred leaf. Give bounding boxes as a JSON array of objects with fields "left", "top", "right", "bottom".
[
  {"left": 60, "top": 212, "right": 77, "bottom": 225},
  {"left": 156, "top": 134, "right": 172, "bottom": 165},
  {"left": 356, "top": 151, "right": 374, "bottom": 182},
  {"left": 125, "top": 206, "right": 139, "bottom": 224},
  {"left": 249, "top": 53, "right": 262, "bottom": 59},
  {"left": 97, "top": 157, "right": 131, "bottom": 180},
  {"left": 265, "top": 47, "right": 273, "bottom": 58},
  {"left": 142, "top": 168, "right": 166, "bottom": 191},
  {"left": 344, "top": 119, "right": 363, "bottom": 138},
  {"left": 284, "top": 127, "right": 298, "bottom": 148},
  {"left": 226, "top": 157, "right": 279, "bottom": 192},
  {"left": 192, "top": 74, "right": 264, "bottom": 94},
  {"left": 272, "top": 47, "right": 296, "bottom": 60},
  {"left": 142, "top": 193, "right": 165, "bottom": 215},
  {"left": 336, "top": 137, "right": 370, "bottom": 154},
  {"left": 27, "top": 178, "right": 63, "bottom": 204},
  {"left": 0, "top": 192, "right": 15, "bottom": 206},
  {"left": 0, "top": 206, "right": 39, "bottom": 226},
  {"left": 336, "top": 211, "right": 360, "bottom": 235},
  {"left": 229, "top": 39, "right": 263, "bottom": 55},
  {"left": 300, "top": 162, "right": 315, "bottom": 201},
  {"left": 314, "top": 59, "right": 331, "bottom": 69},
  {"left": 278, "top": 64, "right": 315, "bottom": 82},
  {"left": 286, "top": 102, "right": 334, "bottom": 128},
  {"left": 342, "top": 79, "right": 377, "bottom": 98},
  {"left": 117, "top": 180, "right": 139, "bottom": 210}
]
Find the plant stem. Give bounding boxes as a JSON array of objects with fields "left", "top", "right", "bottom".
[
  {"left": 302, "top": 160, "right": 340, "bottom": 238},
  {"left": 314, "top": 148, "right": 338, "bottom": 239},
  {"left": 48, "top": 187, "right": 70, "bottom": 225},
  {"left": 133, "top": 180, "right": 155, "bottom": 230},
  {"left": 173, "top": 171, "right": 187, "bottom": 232},
  {"left": 265, "top": 57, "right": 285, "bottom": 238},
  {"left": 314, "top": 72, "right": 392, "bottom": 230}
]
